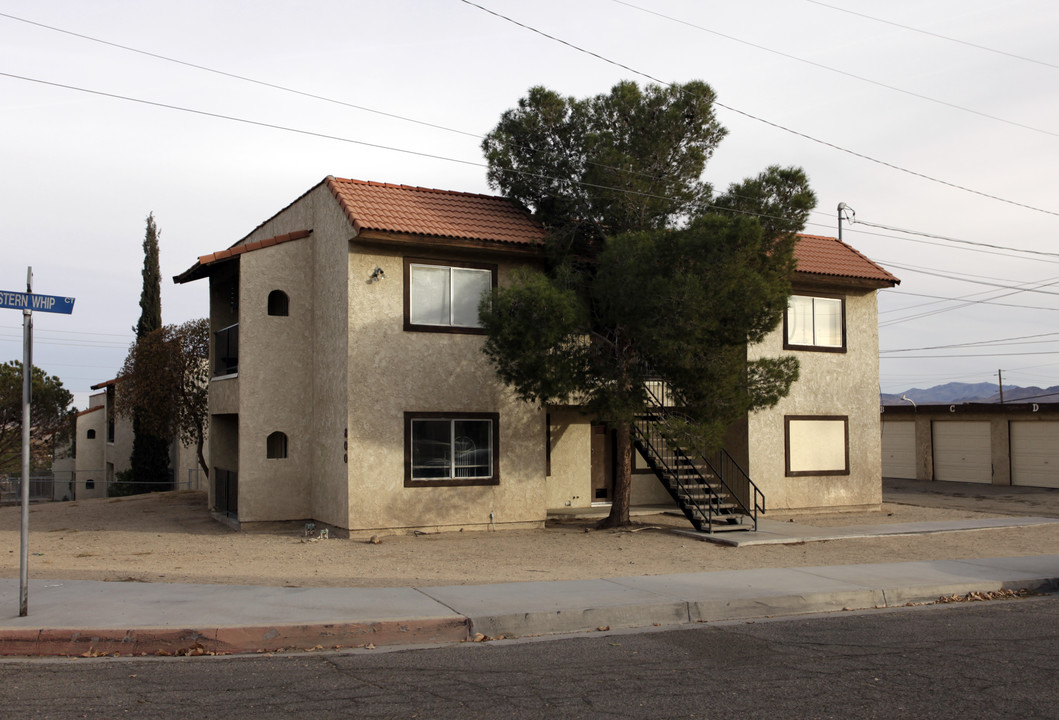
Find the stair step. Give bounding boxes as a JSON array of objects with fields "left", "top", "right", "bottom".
[{"left": 703, "top": 521, "right": 753, "bottom": 533}]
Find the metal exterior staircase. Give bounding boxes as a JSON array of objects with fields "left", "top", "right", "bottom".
[{"left": 632, "top": 381, "right": 764, "bottom": 533}]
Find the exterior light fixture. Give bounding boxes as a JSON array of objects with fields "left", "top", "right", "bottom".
[{"left": 369, "top": 267, "right": 385, "bottom": 283}]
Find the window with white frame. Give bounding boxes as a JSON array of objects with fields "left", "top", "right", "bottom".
[
  {"left": 405, "top": 412, "right": 499, "bottom": 486},
  {"left": 785, "top": 294, "right": 845, "bottom": 351},
  {"left": 404, "top": 258, "right": 495, "bottom": 332}
]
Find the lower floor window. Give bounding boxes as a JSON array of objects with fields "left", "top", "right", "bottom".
[
  {"left": 405, "top": 412, "right": 499, "bottom": 486},
  {"left": 785, "top": 415, "right": 850, "bottom": 476}
]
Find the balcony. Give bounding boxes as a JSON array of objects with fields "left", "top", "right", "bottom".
[{"left": 214, "top": 323, "right": 239, "bottom": 376}]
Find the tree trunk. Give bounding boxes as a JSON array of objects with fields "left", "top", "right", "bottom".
[
  {"left": 196, "top": 428, "right": 209, "bottom": 480},
  {"left": 598, "top": 419, "right": 632, "bottom": 528}
]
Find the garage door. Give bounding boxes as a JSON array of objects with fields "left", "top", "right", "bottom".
[
  {"left": 933, "top": 421, "right": 992, "bottom": 483},
  {"left": 1011, "top": 421, "right": 1059, "bottom": 489},
  {"left": 881, "top": 420, "right": 916, "bottom": 479}
]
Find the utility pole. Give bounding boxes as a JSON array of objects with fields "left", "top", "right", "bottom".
[
  {"left": 998, "top": 369, "right": 1005, "bottom": 404},
  {"left": 838, "top": 202, "right": 854, "bottom": 242}
]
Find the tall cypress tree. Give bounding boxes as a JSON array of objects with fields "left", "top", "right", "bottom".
[
  {"left": 136, "top": 213, "right": 162, "bottom": 338},
  {"left": 128, "top": 213, "right": 172, "bottom": 493}
]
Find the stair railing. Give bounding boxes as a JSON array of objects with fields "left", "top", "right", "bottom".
[
  {"left": 638, "top": 378, "right": 763, "bottom": 531},
  {"left": 632, "top": 414, "right": 723, "bottom": 532}
]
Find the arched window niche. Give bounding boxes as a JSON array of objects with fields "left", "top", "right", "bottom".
[
  {"left": 266, "top": 431, "right": 288, "bottom": 459},
  {"left": 267, "top": 290, "right": 289, "bottom": 317}
]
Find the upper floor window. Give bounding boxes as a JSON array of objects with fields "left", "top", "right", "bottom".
[
  {"left": 785, "top": 294, "right": 845, "bottom": 352},
  {"left": 267, "top": 290, "right": 289, "bottom": 317},
  {"left": 266, "top": 431, "right": 288, "bottom": 459},
  {"left": 86, "top": 429, "right": 96, "bottom": 440},
  {"left": 404, "top": 258, "right": 496, "bottom": 333}
]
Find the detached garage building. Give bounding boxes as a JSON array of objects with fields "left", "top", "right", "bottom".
[{"left": 881, "top": 403, "right": 1059, "bottom": 488}]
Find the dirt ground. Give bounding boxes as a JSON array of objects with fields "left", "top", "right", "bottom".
[{"left": 2, "top": 488, "right": 1058, "bottom": 588}]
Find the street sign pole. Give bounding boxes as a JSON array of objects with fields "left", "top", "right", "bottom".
[
  {"left": 0, "top": 269, "right": 75, "bottom": 617},
  {"left": 20, "top": 268, "right": 33, "bottom": 617}
]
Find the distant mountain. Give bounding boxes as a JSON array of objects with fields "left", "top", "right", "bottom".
[{"left": 881, "top": 382, "right": 1059, "bottom": 405}]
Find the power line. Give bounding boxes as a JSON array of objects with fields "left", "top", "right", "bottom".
[
  {"left": 0, "top": 73, "right": 826, "bottom": 233},
  {"left": 458, "top": 0, "right": 1059, "bottom": 218},
  {"left": 881, "top": 331, "right": 1059, "bottom": 353},
  {"left": 0, "top": 11, "right": 481, "bottom": 141},
  {"left": 611, "top": 0, "right": 1058, "bottom": 138},
  {"left": 804, "top": 0, "right": 1059, "bottom": 71},
  {"left": 0, "top": 71, "right": 489, "bottom": 169},
  {"left": 0, "top": 324, "right": 130, "bottom": 338},
  {"left": 840, "top": 225, "right": 1059, "bottom": 265},
  {"left": 8, "top": 6, "right": 1058, "bottom": 223},
  {"left": 853, "top": 218, "right": 1059, "bottom": 259},
  {"left": 881, "top": 290, "right": 1059, "bottom": 314},
  {"left": 876, "top": 268, "right": 1059, "bottom": 326},
  {"left": 877, "top": 262, "right": 1059, "bottom": 296},
  {"left": 881, "top": 350, "right": 1059, "bottom": 359}
]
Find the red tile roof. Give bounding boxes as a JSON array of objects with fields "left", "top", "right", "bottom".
[
  {"left": 76, "top": 405, "right": 104, "bottom": 417},
  {"left": 174, "top": 178, "right": 893, "bottom": 289},
  {"left": 326, "top": 177, "right": 546, "bottom": 246},
  {"left": 175, "top": 178, "right": 546, "bottom": 283},
  {"left": 194, "top": 230, "right": 312, "bottom": 268},
  {"left": 90, "top": 377, "right": 122, "bottom": 390},
  {"left": 793, "top": 234, "right": 899, "bottom": 286}
]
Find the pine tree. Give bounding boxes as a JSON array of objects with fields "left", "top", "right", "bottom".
[{"left": 480, "top": 81, "right": 816, "bottom": 527}]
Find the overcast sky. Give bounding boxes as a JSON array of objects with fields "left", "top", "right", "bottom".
[{"left": 2, "top": 0, "right": 1057, "bottom": 408}]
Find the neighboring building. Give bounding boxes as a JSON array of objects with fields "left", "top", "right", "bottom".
[
  {"left": 882, "top": 402, "right": 1059, "bottom": 489},
  {"left": 175, "top": 176, "right": 898, "bottom": 534},
  {"left": 51, "top": 378, "right": 207, "bottom": 499}
]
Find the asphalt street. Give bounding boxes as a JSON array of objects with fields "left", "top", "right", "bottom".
[{"left": 3, "top": 594, "right": 1057, "bottom": 719}]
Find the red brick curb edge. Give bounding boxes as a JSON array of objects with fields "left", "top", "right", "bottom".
[{"left": 0, "top": 617, "right": 472, "bottom": 657}]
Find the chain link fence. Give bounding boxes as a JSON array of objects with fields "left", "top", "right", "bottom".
[{"left": 1, "top": 469, "right": 204, "bottom": 504}]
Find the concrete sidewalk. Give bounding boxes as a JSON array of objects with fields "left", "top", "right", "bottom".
[{"left": 2, "top": 552, "right": 1057, "bottom": 657}]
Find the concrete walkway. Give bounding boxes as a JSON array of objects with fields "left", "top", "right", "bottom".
[{"left": 682, "top": 515, "right": 1059, "bottom": 546}]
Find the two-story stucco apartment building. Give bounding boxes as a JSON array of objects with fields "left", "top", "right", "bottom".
[
  {"left": 50, "top": 377, "right": 206, "bottom": 500},
  {"left": 175, "top": 177, "right": 897, "bottom": 534}
]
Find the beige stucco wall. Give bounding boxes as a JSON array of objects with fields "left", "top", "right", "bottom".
[
  {"left": 225, "top": 201, "right": 319, "bottom": 524},
  {"left": 543, "top": 411, "right": 675, "bottom": 509},
  {"left": 344, "top": 244, "right": 546, "bottom": 532},
  {"left": 171, "top": 434, "right": 208, "bottom": 491},
  {"left": 630, "top": 459, "right": 675, "bottom": 505},
  {"left": 309, "top": 191, "right": 352, "bottom": 529},
  {"left": 75, "top": 402, "right": 107, "bottom": 499},
  {"left": 747, "top": 286, "right": 882, "bottom": 512},
  {"left": 546, "top": 408, "right": 593, "bottom": 509},
  {"left": 106, "top": 387, "right": 134, "bottom": 487}
]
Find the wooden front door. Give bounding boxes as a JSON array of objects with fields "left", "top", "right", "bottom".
[{"left": 590, "top": 423, "right": 614, "bottom": 502}]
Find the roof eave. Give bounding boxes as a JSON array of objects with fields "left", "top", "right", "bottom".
[
  {"left": 794, "top": 271, "right": 900, "bottom": 290},
  {"left": 354, "top": 229, "right": 548, "bottom": 257}
]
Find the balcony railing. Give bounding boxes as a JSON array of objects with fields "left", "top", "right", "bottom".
[{"left": 214, "top": 323, "right": 239, "bottom": 376}]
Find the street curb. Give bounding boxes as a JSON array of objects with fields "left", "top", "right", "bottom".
[
  {"left": 0, "top": 617, "right": 472, "bottom": 657},
  {"left": 465, "top": 575, "right": 1059, "bottom": 638}
]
